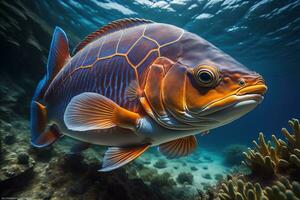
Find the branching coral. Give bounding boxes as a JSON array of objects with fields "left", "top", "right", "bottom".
[
  {"left": 243, "top": 118, "right": 300, "bottom": 178},
  {"left": 264, "top": 177, "right": 300, "bottom": 200},
  {"left": 218, "top": 177, "right": 267, "bottom": 200},
  {"left": 214, "top": 118, "right": 300, "bottom": 200},
  {"left": 218, "top": 176, "right": 300, "bottom": 200}
]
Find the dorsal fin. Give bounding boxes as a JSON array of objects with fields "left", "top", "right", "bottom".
[
  {"left": 73, "top": 18, "right": 154, "bottom": 54},
  {"left": 47, "top": 27, "right": 70, "bottom": 81}
]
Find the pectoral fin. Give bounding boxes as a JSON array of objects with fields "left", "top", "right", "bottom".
[
  {"left": 64, "top": 92, "right": 140, "bottom": 132},
  {"left": 159, "top": 136, "right": 197, "bottom": 159},
  {"left": 99, "top": 145, "right": 150, "bottom": 172}
]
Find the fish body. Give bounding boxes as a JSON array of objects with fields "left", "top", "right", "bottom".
[{"left": 30, "top": 19, "right": 267, "bottom": 171}]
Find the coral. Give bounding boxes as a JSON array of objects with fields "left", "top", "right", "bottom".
[
  {"left": 243, "top": 118, "right": 300, "bottom": 179},
  {"left": 218, "top": 176, "right": 267, "bottom": 200},
  {"left": 176, "top": 172, "right": 194, "bottom": 185},
  {"left": 223, "top": 144, "right": 247, "bottom": 166},
  {"left": 215, "top": 118, "right": 300, "bottom": 200},
  {"left": 194, "top": 188, "right": 216, "bottom": 200},
  {"left": 150, "top": 172, "right": 176, "bottom": 188},
  {"left": 264, "top": 177, "right": 300, "bottom": 200},
  {"left": 218, "top": 176, "right": 300, "bottom": 200},
  {"left": 153, "top": 159, "right": 167, "bottom": 169}
]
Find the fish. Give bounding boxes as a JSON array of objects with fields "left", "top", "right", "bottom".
[{"left": 30, "top": 18, "right": 267, "bottom": 172}]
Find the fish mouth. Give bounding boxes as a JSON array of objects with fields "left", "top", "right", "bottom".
[
  {"left": 197, "top": 84, "right": 267, "bottom": 119},
  {"left": 237, "top": 84, "right": 267, "bottom": 96}
]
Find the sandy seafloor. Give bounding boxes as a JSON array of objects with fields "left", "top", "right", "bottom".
[{"left": 139, "top": 148, "right": 228, "bottom": 189}]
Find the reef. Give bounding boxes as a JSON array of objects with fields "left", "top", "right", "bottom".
[
  {"left": 218, "top": 176, "right": 300, "bottom": 200},
  {"left": 210, "top": 118, "right": 300, "bottom": 200},
  {"left": 0, "top": 117, "right": 204, "bottom": 200},
  {"left": 243, "top": 118, "right": 300, "bottom": 180},
  {"left": 176, "top": 172, "right": 194, "bottom": 185}
]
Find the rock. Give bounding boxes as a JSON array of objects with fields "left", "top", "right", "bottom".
[
  {"left": 153, "top": 159, "right": 167, "bottom": 169},
  {"left": 4, "top": 133, "right": 16, "bottom": 145},
  {"left": 176, "top": 172, "right": 194, "bottom": 185},
  {"left": 18, "top": 152, "right": 29, "bottom": 165},
  {"left": 150, "top": 172, "right": 176, "bottom": 188},
  {"left": 191, "top": 166, "right": 198, "bottom": 171},
  {"left": 202, "top": 173, "right": 212, "bottom": 180}
]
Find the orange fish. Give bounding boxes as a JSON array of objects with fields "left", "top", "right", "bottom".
[{"left": 30, "top": 18, "right": 267, "bottom": 171}]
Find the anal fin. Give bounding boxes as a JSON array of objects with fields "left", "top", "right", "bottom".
[
  {"left": 33, "top": 124, "right": 62, "bottom": 147},
  {"left": 159, "top": 136, "right": 197, "bottom": 159},
  {"left": 99, "top": 145, "right": 150, "bottom": 172},
  {"left": 31, "top": 101, "right": 62, "bottom": 147}
]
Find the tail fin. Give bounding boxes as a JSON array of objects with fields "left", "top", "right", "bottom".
[{"left": 30, "top": 26, "right": 69, "bottom": 147}]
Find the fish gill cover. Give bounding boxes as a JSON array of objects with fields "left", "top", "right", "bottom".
[{"left": 0, "top": 0, "right": 299, "bottom": 199}]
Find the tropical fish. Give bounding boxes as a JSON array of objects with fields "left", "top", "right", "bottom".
[{"left": 30, "top": 18, "right": 267, "bottom": 172}]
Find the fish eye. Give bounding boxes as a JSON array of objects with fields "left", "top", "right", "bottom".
[
  {"left": 238, "top": 79, "right": 246, "bottom": 86},
  {"left": 194, "top": 65, "right": 219, "bottom": 87},
  {"left": 198, "top": 70, "right": 213, "bottom": 83}
]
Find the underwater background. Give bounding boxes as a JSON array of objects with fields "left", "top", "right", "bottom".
[{"left": 0, "top": 0, "right": 299, "bottom": 199}]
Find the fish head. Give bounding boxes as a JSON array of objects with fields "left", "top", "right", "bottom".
[
  {"left": 184, "top": 63, "right": 267, "bottom": 128},
  {"left": 162, "top": 37, "right": 267, "bottom": 130}
]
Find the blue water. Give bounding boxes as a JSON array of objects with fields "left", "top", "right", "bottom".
[
  {"left": 33, "top": 0, "right": 300, "bottom": 148},
  {"left": 1, "top": 0, "right": 300, "bottom": 198}
]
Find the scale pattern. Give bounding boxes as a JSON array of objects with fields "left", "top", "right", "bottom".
[{"left": 45, "top": 23, "right": 184, "bottom": 117}]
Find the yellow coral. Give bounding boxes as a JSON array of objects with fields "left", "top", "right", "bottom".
[
  {"left": 218, "top": 177, "right": 300, "bottom": 200},
  {"left": 243, "top": 118, "right": 300, "bottom": 178}
]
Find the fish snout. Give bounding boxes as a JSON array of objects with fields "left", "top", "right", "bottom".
[{"left": 237, "top": 75, "right": 267, "bottom": 96}]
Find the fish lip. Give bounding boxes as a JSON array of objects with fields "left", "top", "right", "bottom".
[
  {"left": 197, "top": 93, "right": 263, "bottom": 117},
  {"left": 196, "top": 83, "right": 267, "bottom": 116},
  {"left": 237, "top": 84, "right": 268, "bottom": 96}
]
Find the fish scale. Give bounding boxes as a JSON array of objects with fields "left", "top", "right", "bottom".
[{"left": 45, "top": 23, "right": 184, "bottom": 115}]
